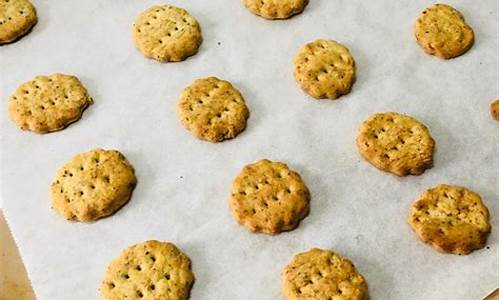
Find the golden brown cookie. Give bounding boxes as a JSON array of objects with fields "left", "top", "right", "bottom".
[
  {"left": 408, "top": 184, "right": 491, "bottom": 255},
  {"left": 132, "top": 5, "right": 202, "bottom": 62},
  {"left": 0, "top": 0, "right": 37, "bottom": 44},
  {"left": 177, "top": 76, "right": 250, "bottom": 142},
  {"left": 242, "top": 0, "right": 308, "bottom": 20},
  {"left": 282, "top": 248, "right": 368, "bottom": 300},
  {"left": 415, "top": 3, "right": 474, "bottom": 59},
  {"left": 51, "top": 149, "right": 137, "bottom": 222},
  {"left": 8, "top": 73, "right": 93, "bottom": 133},
  {"left": 229, "top": 159, "right": 310, "bottom": 234},
  {"left": 294, "top": 39, "right": 356, "bottom": 100},
  {"left": 356, "top": 112, "right": 435, "bottom": 176},
  {"left": 490, "top": 99, "right": 499, "bottom": 121},
  {"left": 100, "top": 240, "right": 194, "bottom": 300}
]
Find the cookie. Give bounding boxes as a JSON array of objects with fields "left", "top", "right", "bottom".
[
  {"left": 490, "top": 99, "right": 499, "bottom": 121},
  {"left": 229, "top": 159, "right": 310, "bottom": 234},
  {"left": 415, "top": 4, "right": 474, "bottom": 59},
  {"left": 8, "top": 73, "right": 93, "bottom": 133},
  {"left": 51, "top": 149, "right": 137, "bottom": 222},
  {"left": 0, "top": 0, "right": 37, "bottom": 44},
  {"left": 242, "top": 0, "right": 308, "bottom": 20},
  {"left": 356, "top": 112, "right": 435, "bottom": 176},
  {"left": 408, "top": 184, "right": 491, "bottom": 255},
  {"left": 294, "top": 39, "right": 356, "bottom": 100},
  {"left": 282, "top": 248, "right": 368, "bottom": 300},
  {"left": 132, "top": 5, "right": 202, "bottom": 62},
  {"left": 177, "top": 76, "right": 249, "bottom": 142},
  {"left": 100, "top": 240, "right": 194, "bottom": 300}
]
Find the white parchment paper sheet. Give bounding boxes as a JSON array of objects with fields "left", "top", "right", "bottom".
[{"left": 1, "top": 0, "right": 498, "bottom": 299}]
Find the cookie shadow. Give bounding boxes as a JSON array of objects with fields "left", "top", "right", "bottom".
[
  {"left": 476, "top": 186, "right": 499, "bottom": 248},
  {"left": 113, "top": 147, "right": 158, "bottom": 218},
  {"left": 348, "top": 253, "right": 394, "bottom": 300},
  {"left": 344, "top": 43, "right": 370, "bottom": 102},
  {"left": 69, "top": 75, "right": 100, "bottom": 131},
  {"left": 456, "top": 4, "right": 481, "bottom": 59},
  {"left": 285, "top": 161, "right": 339, "bottom": 233},
  {"left": 427, "top": 117, "right": 462, "bottom": 172},
  {"left": 176, "top": 239, "right": 212, "bottom": 300},
  {"left": 230, "top": 79, "right": 266, "bottom": 142}
]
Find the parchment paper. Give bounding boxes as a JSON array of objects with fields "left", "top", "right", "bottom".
[{"left": 1, "top": 0, "right": 498, "bottom": 299}]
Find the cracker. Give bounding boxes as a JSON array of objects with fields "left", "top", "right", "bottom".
[
  {"left": 282, "top": 248, "right": 368, "bottom": 300},
  {"left": 356, "top": 112, "right": 435, "bottom": 176},
  {"left": 408, "top": 184, "right": 491, "bottom": 255},
  {"left": 132, "top": 5, "right": 202, "bottom": 62},
  {"left": 490, "top": 99, "right": 499, "bottom": 121},
  {"left": 177, "top": 76, "right": 249, "bottom": 142},
  {"left": 0, "top": 0, "right": 37, "bottom": 44},
  {"left": 242, "top": 0, "right": 308, "bottom": 20},
  {"left": 294, "top": 39, "right": 356, "bottom": 100},
  {"left": 229, "top": 159, "right": 310, "bottom": 234},
  {"left": 415, "top": 4, "right": 474, "bottom": 59},
  {"left": 8, "top": 73, "right": 93, "bottom": 133},
  {"left": 51, "top": 149, "right": 137, "bottom": 222},
  {"left": 100, "top": 240, "right": 194, "bottom": 300}
]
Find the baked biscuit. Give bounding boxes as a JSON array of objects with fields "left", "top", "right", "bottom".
[
  {"left": 282, "top": 248, "right": 368, "bottom": 300},
  {"left": 51, "top": 149, "right": 137, "bottom": 222},
  {"left": 100, "top": 240, "right": 194, "bottom": 300},
  {"left": 356, "top": 112, "right": 435, "bottom": 176},
  {"left": 132, "top": 5, "right": 202, "bottom": 62},
  {"left": 294, "top": 39, "right": 356, "bottom": 100},
  {"left": 408, "top": 184, "right": 491, "bottom": 255},
  {"left": 415, "top": 3, "right": 474, "bottom": 59},
  {"left": 490, "top": 99, "right": 499, "bottom": 121},
  {"left": 8, "top": 73, "right": 93, "bottom": 133},
  {"left": 0, "top": 0, "right": 37, "bottom": 44},
  {"left": 242, "top": 0, "right": 308, "bottom": 20},
  {"left": 177, "top": 76, "right": 249, "bottom": 142},
  {"left": 229, "top": 159, "right": 310, "bottom": 234}
]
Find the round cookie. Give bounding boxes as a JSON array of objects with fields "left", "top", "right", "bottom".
[
  {"left": 282, "top": 248, "right": 368, "bottom": 300},
  {"left": 132, "top": 5, "right": 202, "bottom": 62},
  {"left": 177, "top": 76, "right": 250, "bottom": 143},
  {"left": 0, "top": 0, "right": 37, "bottom": 44},
  {"left": 408, "top": 184, "right": 491, "bottom": 255},
  {"left": 100, "top": 240, "right": 194, "bottom": 300},
  {"left": 242, "top": 0, "right": 308, "bottom": 20},
  {"left": 294, "top": 39, "right": 356, "bottom": 100},
  {"left": 415, "top": 3, "right": 474, "bottom": 59},
  {"left": 490, "top": 99, "right": 499, "bottom": 121},
  {"left": 8, "top": 73, "right": 93, "bottom": 134},
  {"left": 356, "top": 112, "right": 435, "bottom": 176},
  {"left": 51, "top": 149, "right": 137, "bottom": 222},
  {"left": 229, "top": 159, "right": 310, "bottom": 234}
]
